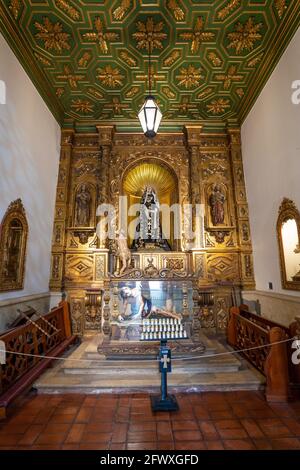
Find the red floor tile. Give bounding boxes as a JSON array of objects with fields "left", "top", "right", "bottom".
[{"left": 1, "top": 390, "right": 300, "bottom": 451}]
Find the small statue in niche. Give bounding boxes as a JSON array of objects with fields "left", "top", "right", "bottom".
[
  {"left": 75, "top": 184, "right": 91, "bottom": 226},
  {"left": 209, "top": 184, "right": 226, "bottom": 226}
]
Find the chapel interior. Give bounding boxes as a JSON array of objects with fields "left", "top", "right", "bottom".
[{"left": 0, "top": 0, "right": 300, "bottom": 452}]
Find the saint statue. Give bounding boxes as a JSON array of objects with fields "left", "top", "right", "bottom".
[
  {"left": 75, "top": 184, "right": 91, "bottom": 226},
  {"left": 209, "top": 184, "right": 226, "bottom": 226},
  {"left": 132, "top": 186, "right": 170, "bottom": 250}
]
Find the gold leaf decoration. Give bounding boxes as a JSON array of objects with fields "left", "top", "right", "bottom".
[
  {"left": 82, "top": 17, "right": 119, "bottom": 54},
  {"left": 132, "top": 17, "right": 167, "bottom": 53},
  {"left": 109, "top": 97, "right": 128, "bottom": 114},
  {"left": 87, "top": 88, "right": 104, "bottom": 99},
  {"left": 236, "top": 88, "right": 244, "bottom": 98},
  {"left": 217, "top": 0, "right": 241, "bottom": 21},
  {"left": 198, "top": 87, "right": 213, "bottom": 99},
  {"left": 34, "top": 17, "right": 71, "bottom": 53},
  {"left": 56, "top": 87, "right": 64, "bottom": 98},
  {"left": 54, "top": 0, "right": 80, "bottom": 21},
  {"left": 179, "top": 17, "right": 215, "bottom": 54},
  {"left": 206, "top": 98, "right": 230, "bottom": 114},
  {"left": 176, "top": 65, "right": 203, "bottom": 89},
  {"left": 168, "top": 0, "right": 185, "bottom": 21},
  {"left": 125, "top": 87, "right": 139, "bottom": 98},
  {"left": 119, "top": 51, "right": 137, "bottom": 67},
  {"left": 113, "top": 0, "right": 131, "bottom": 21},
  {"left": 207, "top": 52, "right": 223, "bottom": 67},
  {"left": 176, "top": 96, "right": 197, "bottom": 113},
  {"left": 56, "top": 65, "right": 84, "bottom": 88},
  {"left": 227, "top": 17, "right": 263, "bottom": 54},
  {"left": 96, "top": 65, "right": 124, "bottom": 88},
  {"left": 274, "top": 0, "right": 287, "bottom": 19},
  {"left": 78, "top": 52, "right": 92, "bottom": 67},
  {"left": 215, "top": 65, "right": 243, "bottom": 90},
  {"left": 9, "top": 0, "right": 21, "bottom": 20},
  {"left": 71, "top": 99, "right": 94, "bottom": 114},
  {"left": 163, "top": 51, "right": 180, "bottom": 67},
  {"left": 162, "top": 87, "right": 176, "bottom": 99},
  {"left": 247, "top": 52, "right": 264, "bottom": 67},
  {"left": 34, "top": 52, "right": 52, "bottom": 67}
]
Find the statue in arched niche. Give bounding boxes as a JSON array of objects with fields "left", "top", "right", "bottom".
[
  {"left": 75, "top": 184, "right": 91, "bottom": 227},
  {"left": 209, "top": 184, "right": 226, "bottom": 226},
  {"left": 132, "top": 186, "right": 170, "bottom": 251}
]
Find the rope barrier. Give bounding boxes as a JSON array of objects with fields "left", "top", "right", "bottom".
[{"left": 0, "top": 335, "right": 298, "bottom": 365}]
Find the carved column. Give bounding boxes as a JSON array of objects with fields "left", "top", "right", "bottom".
[
  {"left": 96, "top": 125, "right": 115, "bottom": 249},
  {"left": 50, "top": 129, "right": 74, "bottom": 291},
  {"left": 184, "top": 125, "right": 203, "bottom": 250},
  {"left": 227, "top": 126, "right": 255, "bottom": 290}
]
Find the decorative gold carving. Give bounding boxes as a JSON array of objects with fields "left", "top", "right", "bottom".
[
  {"left": 207, "top": 254, "right": 238, "bottom": 282},
  {"left": 71, "top": 99, "right": 94, "bottom": 114},
  {"left": 165, "top": 258, "right": 184, "bottom": 271},
  {"left": 227, "top": 17, "right": 263, "bottom": 55},
  {"left": 207, "top": 52, "right": 223, "bottom": 67},
  {"left": 176, "top": 65, "right": 203, "bottom": 89},
  {"left": 215, "top": 65, "right": 243, "bottom": 90},
  {"left": 119, "top": 51, "right": 137, "bottom": 67},
  {"left": 34, "top": 52, "right": 51, "bottom": 67},
  {"left": 274, "top": 0, "right": 287, "bottom": 19},
  {"left": 247, "top": 53, "right": 264, "bottom": 68},
  {"left": 65, "top": 255, "right": 94, "bottom": 282},
  {"left": 85, "top": 289, "right": 102, "bottom": 331},
  {"left": 217, "top": 0, "right": 241, "bottom": 20},
  {"left": 95, "top": 255, "right": 105, "bottom": 280},
  {"left": 78, "top": 52, "right": 92, "bottom": 68},
  {"left": 113, "top": 0, "right": 131, "bottom": 21},
  {"left": 96, "top": 65, "right": 124, "bottom": 88},
  {"left": 55, "top": 0, "right": 80, "bottom": 21},
  {"left": 70, "top": 297, "right": 84, "bottom": 335},
  {"left": 163, "top": 51, "right": 180, "bottom": 67},
  {"left": 132, "top": 17, "right": 167, "bottom": 53},
  {"left": 277, "top": 198, "right": 300, "bottom": 291},
  {"left": 168, "top": 0, "right": 185, "bottom": 21},
  {"left": 56, "top": 66, "right": 84, "bottom": 89},
  {"left": 179, "top": 17, "right": 215, "bottom": 54},
  {"left": 0, "top": 199, "right": 28, "bottom": 292},
  {"left": 82, "top": 17, "right": 119, "bottom": 54},
  {"left": 34, "top": 18, "right": 71, "bottom": 53},
  {"left": 9, "top": 0, "right": 21, "bottom": 20},
  {"left": 206, "top": 98, "right": 230, "bottom": 114}
]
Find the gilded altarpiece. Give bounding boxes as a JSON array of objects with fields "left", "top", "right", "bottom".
[{"left": 50, "top": 125, "right": 254, "bottom": 336}]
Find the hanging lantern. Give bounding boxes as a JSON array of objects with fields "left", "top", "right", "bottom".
[{"left": 138, "top": 95, "right": 162, "bottom": 138}]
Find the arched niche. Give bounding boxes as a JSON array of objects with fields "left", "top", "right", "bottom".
[
  {"left": 0, "top": 199, "right": 28, "bottom": 292},
  {"left": 121, "top": 160, "right": 179, "bottom": 250},
  {"left": 277, "top": 198, "right": 300, "bottom": 290}
]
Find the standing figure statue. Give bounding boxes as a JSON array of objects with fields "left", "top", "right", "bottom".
[
  {"left": 115, "top": 229, "right": 132, "bottom": 275},
  {"left": 209, "top": 184, "right": 226, "bottom": 226},
  {"left": 75, "top": 184, "right": 91, "bottom": 226},
  {"left": 132, "top": 186, "right": 170, "bottom": 250}
]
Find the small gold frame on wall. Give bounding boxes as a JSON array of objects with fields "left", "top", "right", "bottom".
[
  {"left": 277, "top": 198, "right": 300, "bottom": 291},
  {"left": 0, "top": 199, "right": 28, "bottom": 292}
]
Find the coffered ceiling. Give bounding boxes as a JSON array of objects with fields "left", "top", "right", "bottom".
[{"left": 1, "top": 1, "right": 300, "bottom": 132}]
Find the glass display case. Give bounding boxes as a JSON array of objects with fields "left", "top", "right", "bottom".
[{"left": 109, "top": 280, "right": 193, "bottom": 341}]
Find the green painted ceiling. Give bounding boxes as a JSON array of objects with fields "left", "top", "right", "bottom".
[{"left": 1, "top": 0, "right": 300, "bottom": 132}]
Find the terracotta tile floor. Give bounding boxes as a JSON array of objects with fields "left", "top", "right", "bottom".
[{"left": 0, "top": 391, "right": 300, "bottom": 450}]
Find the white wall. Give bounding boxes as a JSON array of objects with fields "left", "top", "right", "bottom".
[
  {"left": 242, "top": 26, "right": 300, "bottom": 298},
  {"left": 0, "top": 33, "right": 60, "bottom": 302}
]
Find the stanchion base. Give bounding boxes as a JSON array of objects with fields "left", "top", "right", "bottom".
[{"left": 151, "top": 394, "right": 179, "bottom": 412}]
